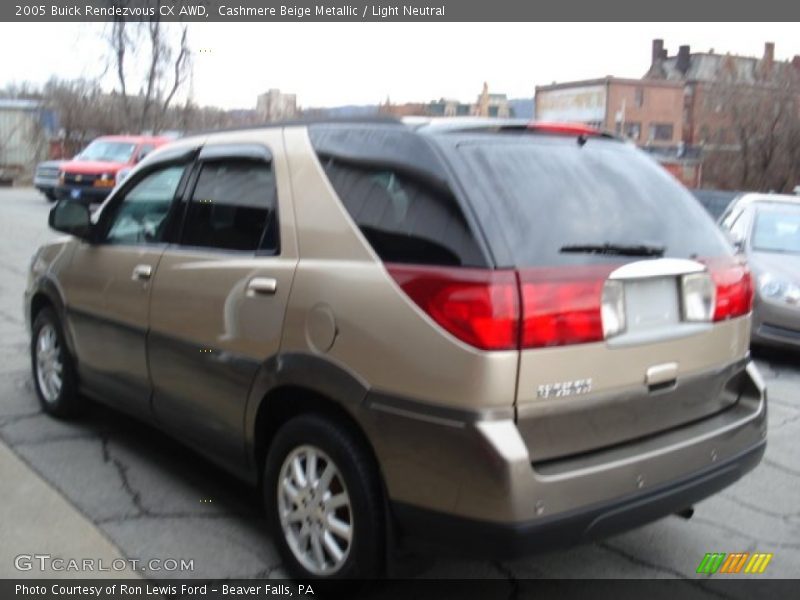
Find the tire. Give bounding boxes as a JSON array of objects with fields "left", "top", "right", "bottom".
[
  {"left": 31, "top": 307, "right": 83, "bottom": 418},
  {"left": 264, "top": 414, "right": 385, "bottom": 579},
  {"left": 45, "top": 191, "right": 57, "bottom": 202}
]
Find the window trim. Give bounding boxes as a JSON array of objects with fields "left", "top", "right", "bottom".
[{"left": 172, "top": 148, "right": 281, "bottom": 256}]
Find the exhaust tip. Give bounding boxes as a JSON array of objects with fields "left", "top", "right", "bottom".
[{"left": 675, "top": 507, "right": 695, "bottom": 520}]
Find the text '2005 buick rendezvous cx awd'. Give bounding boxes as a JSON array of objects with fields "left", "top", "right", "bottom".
[{"left": 26, "top": 118, "right": 766, "bottom": 579}]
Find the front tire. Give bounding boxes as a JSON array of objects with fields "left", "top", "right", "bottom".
[
  {"left": 31, "top": 307, "right": 82, "bottom": 418},
  {"left": 264, "top": 414, "right": 385, "bottom": 579}
]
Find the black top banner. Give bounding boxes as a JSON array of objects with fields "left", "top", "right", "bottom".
[{"left": 4, "top": 0, "right": 800, "bottom": 22}]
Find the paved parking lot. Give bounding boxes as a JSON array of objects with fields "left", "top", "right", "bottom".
[{"left": 0, "top": 187, "right": 798, "bottom": 584}]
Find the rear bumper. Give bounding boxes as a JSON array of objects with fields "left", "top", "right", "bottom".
[
  {"left": 393, "top": 440, "right": 765, "bottom": 558},
  {"left": 363, "top": 361, "right": 767, "bottom": 556}
]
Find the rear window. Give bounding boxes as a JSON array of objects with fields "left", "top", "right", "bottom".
[
  {"left": 320, "top": 158, "right": 484, "bottom": 266},
  {"left": 310, "top": 124, "right": 487, "bottom": 267},
  {"left": 435, "top": 135, "right": 732, "bottom": 267}
]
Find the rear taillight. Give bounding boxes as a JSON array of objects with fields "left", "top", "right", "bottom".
[
  {"left": 518, "top": 266, "right": 615, "bottom": 348},
  {"left": 388, "top": 258, "right": 752, "bottom": 353},
  {"left": 707, "top": 259, "right": 754, "bottom": 321},
  {"left": 387, "top": 264, "right": 519, "bottom": 350}
]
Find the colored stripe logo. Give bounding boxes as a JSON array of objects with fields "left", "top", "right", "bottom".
[{"left": 696, "top": 552, "right": 773, "bottom": 574}]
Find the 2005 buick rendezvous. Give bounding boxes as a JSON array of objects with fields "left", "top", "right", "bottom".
[{"left": 26, "top": 118, "right": 766, "bottom": 578}]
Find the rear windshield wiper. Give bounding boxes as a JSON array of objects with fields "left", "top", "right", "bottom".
[{"left": 559, "top": 242, "right": 665, "bottom": 257}]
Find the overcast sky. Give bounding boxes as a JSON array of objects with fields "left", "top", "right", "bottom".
[{"left": 2, "top": 22, "right": 799, "bottom": 109}]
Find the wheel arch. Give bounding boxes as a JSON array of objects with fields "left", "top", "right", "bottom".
[
  {"left": 246, "top": 353, "right": 377, "bottom": 480},
  {"left": 28, "top": 277, "right": 76, "bottom": 356}
]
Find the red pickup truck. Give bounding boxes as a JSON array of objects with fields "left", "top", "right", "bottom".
[{"left": 56, "top": 135, "right": 172, "bottom": 204}]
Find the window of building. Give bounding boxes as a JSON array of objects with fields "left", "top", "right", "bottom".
[
  {"left": 181, "top": 160, "right": 278, "bottom": 253},
  {"left": 615, "top": 121, "right": 642, "bottom": 140},
  {"left": 649, "top": 123, "right": 674, "bottom": 142}
]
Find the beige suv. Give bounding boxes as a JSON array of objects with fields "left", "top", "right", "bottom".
[{"left": 26, "top": 119, "right": 767, "bottom": 578}]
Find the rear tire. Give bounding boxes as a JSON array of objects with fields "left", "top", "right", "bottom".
[
  {"left": 264, "top": 414, "right": 385, "bottom": 579},
  {"left": 31, "top": 307, "right": 83, "bottom": 418}
]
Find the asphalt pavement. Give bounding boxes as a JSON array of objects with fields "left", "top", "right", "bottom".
[{"left": 0, "top": 187, "right": 798, "bottom": 586}]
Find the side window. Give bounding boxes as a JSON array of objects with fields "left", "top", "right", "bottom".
[
  {"left": 181, "top": 160, "right": 278, "bottom": 253},
  {"left": 105, "top": 165, "right": 186, "bottom": 245},
  {"left": 319, "top": 158, "right": 483, "bottom": 267}
]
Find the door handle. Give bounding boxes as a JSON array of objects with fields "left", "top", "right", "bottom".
[
  {"left": 132, "top": 264, "right": 153, "bottom": 281},
  {"left": 247, "top": 277, "right": 278, "bottom": 296}
]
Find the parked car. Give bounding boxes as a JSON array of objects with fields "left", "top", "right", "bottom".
[
  {"left": 27, "top": 118, "right": 766, "bottom": 579},
  {"left": 55, "top": 135, "right": 170, "bottom": 204},
  {"left": 719, "top": 193, "right": 800, "bottom": 350},
  {"left": 33, "top": 160, "right": 66, "bottom": 202}
]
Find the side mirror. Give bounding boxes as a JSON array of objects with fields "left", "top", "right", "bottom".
[{"left": 49, "top": 200, "right": 93, "bottom": 241}]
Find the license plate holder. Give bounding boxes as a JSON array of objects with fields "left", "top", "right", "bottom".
[{"left": 624, "top": 277, "right": 680, "bottom": 332}]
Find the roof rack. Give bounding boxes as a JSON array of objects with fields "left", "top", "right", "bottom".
[{"left": 189, "top": 115, "right": 403, "bottom": 136}]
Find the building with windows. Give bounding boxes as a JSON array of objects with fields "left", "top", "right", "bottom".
[
  {"left": 644, "top": 39, "right": 800, "bottom": 148},
  {"left": 0, "top": 99, "right": 58, "bottom": 184},
  {"left": 256, "top": 89, "right": 298, "bottom": 122},
  {"left": 534, "top": 76, "right": 684, "bottom": 146},
  {"left": 475, "top": 83, "right": 511, "bottom": 118}
]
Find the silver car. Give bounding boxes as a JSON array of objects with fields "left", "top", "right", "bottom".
[
  {"left": 719, "top": 193, "right": 800, "bottom": 350},
  {"left": 33, "top": 159, "right": 65, "bottom": 202}
]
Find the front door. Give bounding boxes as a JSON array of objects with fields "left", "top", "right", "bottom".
[
  {"left": 61, "top": 162, "right": 191, "bottom": 417},
  {"left": 148, "top": 135, "right": 297, "bottom": 467}
]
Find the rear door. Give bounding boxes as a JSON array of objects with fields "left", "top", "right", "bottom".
[
  {"left": 148, "top": 135, "right": 297, "bottom": 467},
  {"left": 438, "top": 134, "right": 752, "bottom": 462}
]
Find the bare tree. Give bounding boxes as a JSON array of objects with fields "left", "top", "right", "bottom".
[
  {"left": 702, "top": 60, "right": 800, "bottom": 192},
  {"left": 107, "top": 16, "right": 192, "bottom": 133}
]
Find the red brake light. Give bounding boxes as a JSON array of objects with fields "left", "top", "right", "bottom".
[
  {"left": 387, "top": 264, "right": 519, "bottom": 350},
  {"left": 527, "top": 121, "right": 604, "bottom": 137},
  {"left": 518, "top": 266, "right": 613, "bottom": 348},
  {"left": 707, "top": 258, "right": 754, "bottom": 321}
]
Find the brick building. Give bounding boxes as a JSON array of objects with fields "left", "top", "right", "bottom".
[
  {"left": 534, "top": 40, "right": 800, "bottom": 188},
  {"left": 535, "top": 76, "right": 684, "bottom": 146},
  {"left": 644, "top": 40, "right": 800, "bottom": 148}
]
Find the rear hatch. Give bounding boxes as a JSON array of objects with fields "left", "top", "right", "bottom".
[{"left": 435, "top": 131, "right": 753, "bottom": 462}]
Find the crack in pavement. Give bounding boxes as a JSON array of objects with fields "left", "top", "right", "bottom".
[
  {"left": 95, "top": 511, "right": 262, "bottom": 525},
  {"left": 763, "top": 458, "right": 800, "bottom": 478},
  {"left": 598, "top": 542, "right": 735, "bottom": 599},
  {"left": 598, "top": 541, "right": 692, "bottom": 579},
  {"left": 9, "top": 432, "right": 105, "bottom": 446},
  {"left": 0, "top": 411, "right": 42, "bottom": 426},
  {"left": 772, "top": 412, "right": 800, "bottom": 429},
  {"left": 243, "top": 562, "right": 285, "bottom": 579},
  {"left": 101, "top": 435, "right": 154, "bottom": 519},
  {"left": 720, "top": 492, "right": 800, "bottom": 521},
  {"left": 691, "top": 516, "right": 800, "bottom": 549},
  {"left": 490, "top": 561, "right": 520, "bottom": 599}
]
